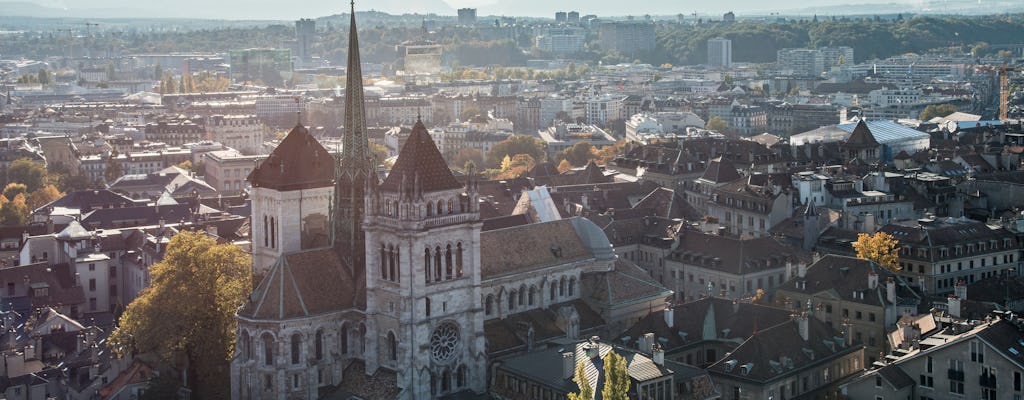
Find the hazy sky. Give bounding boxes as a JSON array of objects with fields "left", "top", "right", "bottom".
[{"left": 22, "top": 0, "right": 928, "bottom": 20}]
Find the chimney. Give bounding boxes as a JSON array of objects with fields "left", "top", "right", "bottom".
[
  {"left": 948, "top": 295, "right": 962, "bottom": 318},
  {"left": 562, "top": 352, "right": 576, "bottom": 380},
  {"left": 954, "top": 280, "right": 967, "bottom": 301},
  {"left": 652, "top": 344, "right": 665, "bottom": 366},
  {"left": 867, "top": 271, "right": 878, "bottom": 290},
  {"left": 886, "top": 277, "right": 896, "bottom": 303},
  {"left": 663, "top": 304, "right": 674, "bottom": 328},
  {"left": 640, "top": 332, "right": 655, "bottom": 353},
  {"left": 798, "top": 314, "right": 809, "bottom": 341},
  {"left": 23, "top": 344, "right": 34, "bottom": 361},
  {"left": 798, "top": 262, "right": 807, "bottom": 278},
  {"left": 843, "top": 321, "right": 853, "bottom": 346}
]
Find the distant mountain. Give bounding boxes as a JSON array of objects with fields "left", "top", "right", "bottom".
[{"left": 0, "top": 1, "right": 71, "bottom": 18}]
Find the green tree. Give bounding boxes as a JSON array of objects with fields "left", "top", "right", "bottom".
[
  {"left": 706, "top": 115, "right": 728, "bottom": 132},
  {"left": 601, "top": 350, "right": 630, "bottom": 400},
  {"left": 919, "top": 104, "right": 958, "bottom": 121},
  {"left": 853, "top": 231, "right": 901, "bottom": 271},
  {"left": 568, "top": 362, "right": 594, "bottom": 400},
  {"left": 37, "top": 69, "right": 52, "bottom": 85},
  {"left": 562, "top": 142, "right": 595, "bottom": 168},
  {"left": 460, "top": 105, "right": 482, "bottom": 122},
  {"left": 485, "top": 135, "right": 547, "bottom": 168},
  {"left": 7, "top": 158, "right": 46, "bottom": 192},
  {"left": 109, "top": 231, "right": 251, "bottom": 399},
  {"left": 105, "top": 151, "right": 123, "bottom": 183}
]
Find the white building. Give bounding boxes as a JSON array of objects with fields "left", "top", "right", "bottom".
[
  {"left": 535, "top": 27, "right": 586, "bottom": 55},
  {"left": 205, "top": 114, "right": 266, "bottom": 155}
]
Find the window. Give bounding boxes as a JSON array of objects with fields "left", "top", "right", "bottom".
[
  {"left": 425, "top": 297, "right": 432, "bottom": 317},
  {"left": 89, "top": 263, "right": 96, "bottom": 271},
  {"left": 971, "top": 340, "right": 985, "bottom": 363},
  {"left": 315, "top": 330, "right": 323, "bottom": 360},
  {"left": 340, "top": 326, "right": 349, "bottom": 354},
  {"left": 919, "top": 374, "right": 933, "bottom": 388},
  {"left": 291, "top": 333, "right": 301, "bottom": 364},
  {"left": 387, "top": 332, "right": 397, "bottom": 361},
  {"left": 110, "top": 266, "right": 117, "bottom": 278},
  {"left": 89, "top": 279, "right": 96, "bottom": 291},
  {"left": 263, "top": 334, "right": 275, "bottom": 365}
]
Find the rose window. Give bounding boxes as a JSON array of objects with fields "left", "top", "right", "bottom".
[{"left": 430, "top": 321, "right": 460, "bottom": 362}]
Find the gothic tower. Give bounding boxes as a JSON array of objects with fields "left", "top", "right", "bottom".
[
  {"left": 334, "top": 0, "right": 375, "bottom": 269},
  {"left": 363, "top": 119, "right": 488, "bottom": 397}
]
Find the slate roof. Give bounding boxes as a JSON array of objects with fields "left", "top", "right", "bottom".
[
  {"left": 581, "top": 259, "right": 672, "bottom": 307},
  {"left": 618, "top": 297, "right": 793, "bottom": 353},
  {"left": 239, "top": 248, "right": 365, "bottom": 320},
  {"left": 380, "top": 119, "right": 461, "bottom": 193},
  {"left": 670, "top": 232, "right": 804, "bottom": 275},
  {"left": 698, "top": 156, "right": 741, "bottom": 183},
  {"left": 249, "top": 124, "right": 334, "bottom": 191},
  {"left": 483, "top": 298, "right": 604, "bottom": 355},
  {"left": 876, "top": 363, "right": 915, "bottom": 390},
  {"left": 775, "top": 254, "right": 919, "bottom": 307},
  {"left": 0, "top": 262, "right": 85, "bottom": 310},
  {"left": 707, "top": 317, "right": 860, "bottom": 382},
  {"left": 33, "top": 189, "right": 136, "bottom": 215},
  {"left": 481, "top": 219, "right": 585, "bottom": 279}
]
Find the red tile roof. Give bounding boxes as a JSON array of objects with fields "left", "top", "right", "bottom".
[
  {"left": 379, "top": 120, "right": 461, "bottom": 193},
  {"left": 249, "top": 124, "right": 334, "bottom": 191}
]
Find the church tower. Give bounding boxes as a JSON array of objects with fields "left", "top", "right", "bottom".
[
  {"left": 334, "top": 0, "right": 375, "bottom": 269},
  {"left": 249, "top": 122, "right": 335, "bottom": 275},
  {"left": 363, "top": 118, "right": 487, "bottom": 397}
]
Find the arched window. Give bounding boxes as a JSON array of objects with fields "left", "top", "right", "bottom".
[
  {"left": 427, "top": 204, "right": 433, "bottom": 217},
  {"left": 457, "top": 365, "right": 468, "bottom": 388},
  {"left": 385, "top": 199, "right": 391, "bottom": 216},
  {"left": 424, "top": 248, "right": 432, "bottom": 283},
  {"left": 388, "top": 244, "right": 397, "bottom": 282},
  {"left": 436, "top": 201, "right": 443, "bottom": 216},
  {"left": 528, "top": 286, "right": 536, "bottom": 306},
  {"left": 550, "top": 283, "right": 557, "bottom": 300},
  {"left": 291, "top": 333, "right": 301, "bottom": 364},
  {"left": 569, "top": 277, "right": 576, "bottom": 297},
  {"left": 315, "top": 330, "right": 324, "bottom": 360},
  {"left": 485, "top": 295, "right": 494, "bottom": 315},
  {"left": 448, "top": 199, "right": 454, "bottom": 214},
  {"left": 340, "top": 325, "right": 349, "bottom": 354},
  {"left": 387, "top": 332, "right": 397, "bottom": 361},
  {"left": 434, "top": 246, "right": 442, "bottom": 281},
  {"left": 559, "top": 276, "right": 566, "bottom": 296},
  {"left": 508, "top": 290, "right": 516, "bottom": 310},
  {"left": 263, "top": 215, "right": 268, "bottom": 247},
  {"left": 262, "top": 333, "right": 275, "bottom": 366},
  {"left": 241, "top": 331, "right": 252, "bottom": 361},
  {"left": 431, "top": 373, "right": 438, "bottom": 396},
  {"left": 394, "top": 247, "right": 400, "bottom": 282},
  {"left": 270, "top": 217, "right": 276, "bottom": 248},
  {"left": 425, "top": 297, "right": 431, "bottom": 317},
  {"left": 518, "top": 285, "right": 526, "bottom": 305},
  {"left": 380, "top": 244, "right": 387, "bottom": 279},
  {"left": 442, "top": 369, "right": 452, "bottom": 393},
  {"left": 445, "top": 245, "right": 453, "bottom": 279},
  {"left": 359, "top": 323, "right": 367, "bottom": 354},
  {"left": 456, "top": 242, "right": 464, "bottom": 277}
]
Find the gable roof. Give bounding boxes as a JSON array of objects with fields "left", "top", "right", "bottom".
[
  {"left": 698, "top": 156, "right": 741, "bottom": 183},
  {"left": 845, "top": 120, "right": 879, "bottom": 147},
  {"left": 249, "top": 124, "right": 334, "bottom": 191},
  {"left": 380, "top": 119, "right": 461, "bottom": 193},
  {"left": 239, "top": 248, "right": 365, "bottom": 320},
  {"left": 479, "top": 217, "right": 613, "bottom": 279}
]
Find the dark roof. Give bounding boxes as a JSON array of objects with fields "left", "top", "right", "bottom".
[
  {"left": 380, "top": 119, "right": 461, "bottom": 193},
  {"left": 698, "top": 156, "right": 741, "bottom": 183},
  {"left": 580, "top": 259, "right": 672, "bottom": 306},
  {"left": 877, "top": 364, "right": 915, "bottom": 389},
  {"left": 776, "top": 254, "right": 917, "bottom": 307},
  {"left": 248, "top": 124, "right": 334, "bottom": 191},
  {"left": 483, "top": 299, "right": 605, "bottom": 355},
  {"left": 671, "top": 232, "right": 804, "bottom": 275},
  {"left": 846, "top": 120, "right": 879, "bottom": 147},
  {"left": 34, "top": 189, "right": 136, "bottom": 214},
  {"left": 239, "top": 248, "right": 365, "bottom": 319}
]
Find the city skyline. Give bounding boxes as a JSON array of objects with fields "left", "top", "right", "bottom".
[{"left": 0, "top": 0, "right": 1011, "bottom": 20}]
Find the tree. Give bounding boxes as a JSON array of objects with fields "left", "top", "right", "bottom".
[
  {"left": 105, "top": 151, "right": 124, "bottom": 183},
  {"left": 0, "top": 193, "right": 29, "bottom": 226},
  {"left": 919, "top": 104, "right": 958, "bottom": 121},
  {"left": 485, "top": 135, "right": 547, "bottom": 168},
  {"left": 37, "top": 69, "right": 52, "bottom": 85},
  {"left": 562, "top": 142, "right": 595, "bottom": 168},
  {"left": 557, "top": 159, "right": 574, "bottom": 173},
  {"left": 2, "top": 183, "right": 27, "bottom": 200},
  {"left": 109, "top": 231, "right": 252, "bottom": 399},
  {"left": 853, "top": 231, "right": 901, "bottom": 271},
  {"left": 568, "top": 362, "right": 594, "bottom": 400},
  {"left": 460, "top": 105, "right": 482, "bottom": 122},
  {"left": 27, "top": 185, "right": 63, "bottom": 211},
  {"left": 7, "top": 158, "right": 46, "bottom": 192},
  {"left": 706, "top": 116, "right": 728, "bottom": 132},
  {"left": 176, "top": 160, "right": 193, "bottom": 171},
  {"left": 601, "top": 350, "right": 630, "bottom": 400}
]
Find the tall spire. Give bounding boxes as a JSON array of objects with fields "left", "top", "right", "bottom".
[{"left": 334, "top": 0, "right": 374, "bottom": 267}]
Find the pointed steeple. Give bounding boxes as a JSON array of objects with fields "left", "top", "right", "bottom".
[{"left": 333, "top": 0, "right": 374, "bottom": 267}]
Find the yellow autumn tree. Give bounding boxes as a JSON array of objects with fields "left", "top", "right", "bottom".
[
  {"left": 853, "top": 231, "right": 901, "bottom": 271},
  {"left": 27, "top": 184, "right": 63, "bottom": 211},
  {"left": 568, "top": 362, "right": 594, "bottom": 400},
  {"left": 109, "top": 230, "right": 251, "bottom": 399}
]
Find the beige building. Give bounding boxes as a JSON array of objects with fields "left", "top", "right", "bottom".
[
  {"left": 203, "top": 149, "right": 262, "bottom": 194},
  {"left": 205, "top": 114, "right": 266, "bottom": 155}
]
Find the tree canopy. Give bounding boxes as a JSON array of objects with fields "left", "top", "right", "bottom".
[
  {"left": 706, "top": 116, "right": 728, "bottom": 132},
  {"left": 601, "top": 350, "right": 630, "bottom": 400},
  {"left": 110, "top": 231, "right": 251, "bottom": 399},
  {"left": 485, "top": 135, "right": 547, "bottom": 168},
  {"left": 919, "top": 104, "right": 958, "bottom": 121},
  {"left": 853, "top": 231, "right": 901, "bottom": 271},
  {"left": 7, "top": 158, "right": 46, "bottom": 192}
]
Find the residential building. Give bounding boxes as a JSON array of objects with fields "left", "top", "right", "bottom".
[
  {"left": 598, "top": 22, "right": 656, "bottom": 56},
  {"left": 205, "top": 114, "right": 265, "bottom": 155},
  {"left": 707, "top": 38, "right": 732, "bottom": 68}
]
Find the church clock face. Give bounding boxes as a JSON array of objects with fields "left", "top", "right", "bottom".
[{"left": 430, "top": 321, "right": 460, "bottom": 362}]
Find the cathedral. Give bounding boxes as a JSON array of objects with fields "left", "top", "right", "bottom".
[{"left": 230, "top": 3, "right": 671, "bottom": 399}]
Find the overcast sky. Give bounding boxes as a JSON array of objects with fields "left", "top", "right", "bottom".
[{"left": 19, "top": 0, "right": 931, "bottom": 20}]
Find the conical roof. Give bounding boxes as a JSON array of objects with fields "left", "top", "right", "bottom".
[
  {"left": 249, "top": 124, "right": 334, "bottom": 191},
  {"left": 380, "top": 119, "right": 461, "bottom": 193}
]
